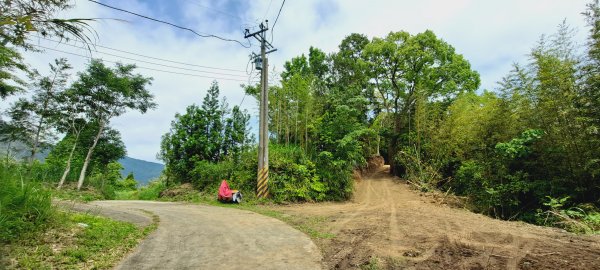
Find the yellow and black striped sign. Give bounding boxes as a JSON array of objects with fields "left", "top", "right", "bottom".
[{"left": 257, "top": 167, "right": 269, "bottom": 198}]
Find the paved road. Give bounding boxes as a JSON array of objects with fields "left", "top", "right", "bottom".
[{"left": 68, "top": 200, "right": 321, "bottom": 270}]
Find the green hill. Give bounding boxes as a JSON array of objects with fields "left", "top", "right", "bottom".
[{"left": 118, "top": 157, "right": 164, "bottom": 186}]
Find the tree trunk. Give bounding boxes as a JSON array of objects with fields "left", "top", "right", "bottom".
[
  {"left": 6, "top": 141, "right": 12, "bottom": 161},
  {"left": 29, "top": 115, "right": 45, "bottom": 165},
  {"left": 295, "top": 105, "right": 299, "bottom": 144},
  {"left": 305, "top": 109, "right": 308, "bottom": 154},
  {"left": 77, "top": 121, "right": 104, "bottom": 190},
  {"left": 376, "top": 135, "right": 380, "bottom": 156},
  {"left": 57, "top": 134, "right": 79, "bottom": 189},
  {"left": 30, "top": 72, "right": 59, "bottom": 165}
]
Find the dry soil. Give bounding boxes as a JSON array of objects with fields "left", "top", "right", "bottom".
[{"left": 271, "top": 165, "right": 600, "bottom": 269}]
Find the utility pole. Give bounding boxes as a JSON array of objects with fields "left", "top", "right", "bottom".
[{"left": 244, "top": 21, "right": 276, "bottom": 198}]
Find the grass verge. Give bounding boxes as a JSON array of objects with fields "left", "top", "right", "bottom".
[
  {"left": 1, "top": 211, "right": 158, "bottom": 269},
  {"left": 191, "top": 192, "right": 336, "bottom": 239},
  {"left": 51, "top": 187, "right": 105, "bottom": 202},
  {"left": 111, "top": 182, "right": 334, "bottom": 240}
]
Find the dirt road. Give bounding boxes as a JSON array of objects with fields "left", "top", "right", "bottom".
[
  {"left": 70, "top": 200, "right": 322, "bottom": 270},
  {"left": 272, "top": 166, "right": 600, "bottom": 269}
]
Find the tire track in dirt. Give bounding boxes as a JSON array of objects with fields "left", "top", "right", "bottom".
[
  {"left": 384, "top": 179, "right": 402, "bottom": 254},
  {"left": 272, "top": 165, "right": 600, "bottom": 269}
]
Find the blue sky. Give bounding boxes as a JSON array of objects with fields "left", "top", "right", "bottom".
[{"left": 4, "top": 0, "right": 592, "bottom": 163}]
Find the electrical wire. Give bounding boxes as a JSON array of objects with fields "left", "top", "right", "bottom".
[
  {"left": 245, "top": 54, "right": 258, "bottom": 75},
  {"left": 87, "top": 0, "right": 251, "bottom": 48},
  {"left": 263, "top": 0, "right": 274, "bottom": 21},
  {"left": 240, "top": 71, "right": 261, "bottom": 107},
  {"left": 270, "top": 0, "right": 285, "bottom": 43},
  {"left": 46, "top": 37, "right": 246, "bottom": 72},
  {"left": 33, "top": 44, "right": 248, "bottom": 82},
  {"left": 36, "top": 37, "right": 248, "bottom": 78},
  {"left": 34, "top": 36, "right": 247, "bottom": 72}
]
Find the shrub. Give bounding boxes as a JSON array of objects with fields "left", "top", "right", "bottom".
[
  {"left": 315, "top": 151, "right": 353, "bottom": 201},
  {"left": 138, "top": 179, "right": 167, "bottom": 200},
  {"left": 116, "top": 173, "right": 138, "bottom": 191},
  {"left": 0, "top": 162, "right": 54, "bottom": 243},
  {"left": 191, "top": 160, "right": 233, "bottom": 191}
]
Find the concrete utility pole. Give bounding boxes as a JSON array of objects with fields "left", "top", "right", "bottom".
[{"left": 244, "top": 21, "right": 277, "bottom": 198}]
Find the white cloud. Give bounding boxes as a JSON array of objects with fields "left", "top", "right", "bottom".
[{"left": 2, "top": 0, "right": 591, "bottom": 162}]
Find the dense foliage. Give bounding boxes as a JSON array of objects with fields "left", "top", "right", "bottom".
[
  {"left": 389, "top": 6, "right": 600, "bottom": 228},
  {"left": 159, "top": 81, "right": 251, "bottom": 184},
  {"left": 161, "top": 30, "right": 478, "bottom": 201}
]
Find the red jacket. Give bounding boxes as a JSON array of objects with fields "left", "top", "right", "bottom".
[{"left": 218, "top": 180, "right": 233, "bottom": 200}]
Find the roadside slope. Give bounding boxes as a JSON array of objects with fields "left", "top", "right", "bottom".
[{"left": 272, "top": 166, "right": 600, "bottom": 269}]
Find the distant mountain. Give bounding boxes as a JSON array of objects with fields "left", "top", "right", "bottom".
[{"left": 119, "top": 157, "right": 164, "bottom": 186}]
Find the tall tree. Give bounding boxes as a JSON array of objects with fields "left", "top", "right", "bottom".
[
  {"left": 223, "top": 105, "right": 251, "bottom": 160},
  {"left": 159, "top": 81, "right": 251, "bottom": 183},
  {"left": 329, "top": 33, "right": 371, "bottom": 117},
  {"left": 25, "top": 58, "right": 71, "bottom": 163},
  {"left": 582, "top": 0, "right": 600, "bottom": 178},
  {"left": 363, "top": 30, "right": 480, "bottom": 175},
  {"left": 54, "top": 90, "right": 87, "bottom": 189},
  {"left": 69, "top": 59, "right": 154, "bottom": 190},
  {"left": 201, "top": 81, "right": 226, "bottom": 162},
  {"left": 47, "top": 121, "right": 126, "bottom": 187}
]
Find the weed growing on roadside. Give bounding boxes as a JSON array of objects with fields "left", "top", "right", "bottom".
[{"left": 1, "top": 211, "right": 158, "bottom": 269}]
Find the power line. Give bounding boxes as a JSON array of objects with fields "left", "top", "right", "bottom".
[
  {"left": 33, "top": 44, "right": 247, "bottom": 82},
  {"left": 36, "top": 37, "right": 248, "bottom": 78},
  {"left": 87, "top": 0, "right": 251, "bottom": 48},
  {"left": 239, "top": 71, "right": 261, "bottom": 108},
  {"left": 34, "top": 36, "right": 247, "bottom": 73},
  {"left": 270, "top": 0, "right": 286, "bottom": 43},
  {"left": 263, "top": 0, "right": 274, "bottom": 21}
]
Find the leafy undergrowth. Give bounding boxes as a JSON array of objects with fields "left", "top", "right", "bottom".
[
  {"left": 1, "top": 211, "right": 157, "bottom": 269},
  {"left": 536, "top": 196, "right": 600, "bottom": 234}
]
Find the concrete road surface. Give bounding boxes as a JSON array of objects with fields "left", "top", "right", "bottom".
[{"left": 65, "top": 200, "right": 322, "bottom": 270}]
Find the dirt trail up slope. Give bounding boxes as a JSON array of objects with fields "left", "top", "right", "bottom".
[
  {"left": 272, "top": 165, "right": 600, "bottom": 269},
  {"left": 66, "top": 200, "right": 322, "bottom": 270}
]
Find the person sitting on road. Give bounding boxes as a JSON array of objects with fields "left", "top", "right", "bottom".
[{"left": 217, "top": 180, "right": 242, "bottom": 203}]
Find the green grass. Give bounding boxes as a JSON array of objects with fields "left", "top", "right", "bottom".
[
  {"left": 51, "top": 186, "right": 105, "bottom": 202},
  {"left": 110, "top": 182, "right": 336, "bottom": 241},
  {"left": 1, "top": 211, "right": 158, "bottom": 269},
  {"left": 189, "top": 192, "right": 336, "bottom": 239},
  {"left": 360, "top": 256, "right": 381, "bottom": 270},
  {"left": 115, "top": 190, "right": 138, "bottom": 200}
]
